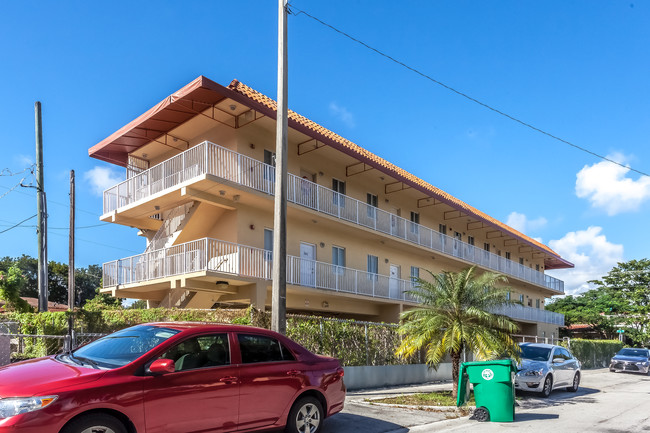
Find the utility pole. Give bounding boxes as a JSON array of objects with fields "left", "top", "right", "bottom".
[
  {"left": 68, "top": 170, "right": 75, "bottom": 310},
  {"left": 35, "top": 101, "right": 48, "bottom": 312},
  {"left": 271, "top": 0, "right": 289, "bottom": 334}
]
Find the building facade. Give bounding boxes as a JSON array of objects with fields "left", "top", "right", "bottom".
[{"left": 90, "top": 76, "right": 572, "bottom": 337}]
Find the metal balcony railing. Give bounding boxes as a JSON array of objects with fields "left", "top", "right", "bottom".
[
  {"left": 102, "top": 141, "right": 564, "bottom": 293},
  {"left": 102, "top": 237, "right": 419, "bottom": 303},
  {"left": 102, "top": 237, "right": 564, "bottom": 326}
]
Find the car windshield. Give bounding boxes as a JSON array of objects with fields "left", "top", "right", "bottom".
[
  {"left": 60, "top": 325, "right": 180, "bottom": 369},
  {"left": 520, "top": 345, "right": 552, "bottom": 362},
  {"left": 618, "top": 348, "right": 649, "bottom": 358}
]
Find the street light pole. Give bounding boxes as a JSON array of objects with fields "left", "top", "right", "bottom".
[{"left": 271, "top": 0, "right": 289, "bottom": 335}]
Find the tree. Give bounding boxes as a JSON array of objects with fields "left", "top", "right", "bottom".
[
  {"left": 396, "top": 266, "right": 520, "bottom": 398},
  {"left": 0, "top": 265, "right": 33, "bottom": 313},
  {"left": 83, "top": 289, "right": 123, "bottom": 311}
]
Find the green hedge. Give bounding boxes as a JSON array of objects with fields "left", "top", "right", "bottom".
[
  {"left": 5, "top": 308, "right": 411, "bottom": 366},
  {"left": 561, "top": 339, "right": 623, "bottom": 369}
]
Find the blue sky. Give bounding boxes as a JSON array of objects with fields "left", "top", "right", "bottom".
[{"left": 1, "top": 1, "right": 648, "bottom": 295}]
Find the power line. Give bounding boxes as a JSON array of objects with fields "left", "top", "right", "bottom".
[
  {"left": 288, "top": 5, "right": 650, "bottom": 178},
  {"left": 0, "top": 214, "right": 37, "bottom": 234}
]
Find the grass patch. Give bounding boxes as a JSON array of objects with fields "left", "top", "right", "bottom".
[{"left": 370, "top": 391, "right": 474, "bottom": 407}]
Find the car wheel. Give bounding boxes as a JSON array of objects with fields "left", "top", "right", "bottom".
[
  {"left": 286, "top": 396, "right": 324, "bottom": 433},
  {"left": 567, "top": 372, "right": 580, "bottom": 392},
  {"left": 61, "top": 414, "right": 127, "bottom": 433},
  {"left": 541, "top": 375, "right": 553, "bottom": 398}
]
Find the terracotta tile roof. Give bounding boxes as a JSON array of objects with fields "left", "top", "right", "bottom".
[{"left": 228, "top": 79, "right": 568, "bottom": 264}]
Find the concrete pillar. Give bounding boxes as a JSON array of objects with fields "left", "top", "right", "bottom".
[{"left": 251, "top": 281, "right": 268, "bottom": 310}]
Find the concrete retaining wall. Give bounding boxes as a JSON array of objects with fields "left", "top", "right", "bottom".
[{"left": 343, "top": 363, "right": 452, "bottom": 390}]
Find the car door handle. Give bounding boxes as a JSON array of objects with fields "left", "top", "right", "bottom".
[
  {"left": 219, "top": 376, "right": 238, "bottom": 384},
  {"left": 286, "top": 370, "right": 301, "bottom": 376}
]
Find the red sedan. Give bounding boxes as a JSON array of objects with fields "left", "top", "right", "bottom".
[{"left": 0, "top": 323, "right": 345, "bottom": 433}]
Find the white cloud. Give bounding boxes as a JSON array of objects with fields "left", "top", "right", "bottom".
[
  {"left": 546, "top": 226, "right": 623, "bottom": 295},
  {"left": 83, "top": 166, "right": 122, "bottom": 196},
  {"left": 506, "top": 211, "right": 547, "bottom": 235},
  {"left": 575, "top": 153, "right": 650, "bottom": 216},
  {"left": 329, "top": 102, "right": 355, "bottom": 128}
]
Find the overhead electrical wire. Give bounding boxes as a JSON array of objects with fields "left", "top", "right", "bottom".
[
  {"left": 0, "top": 214, "right": 37, "bottom": 234},
  {"left": 287, "top": 4, "right": 649, "bottom": 178}
]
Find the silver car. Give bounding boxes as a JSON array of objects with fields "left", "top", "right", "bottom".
[
  {"left": 514, "top": 343, "right": 581, "bottom": 397},
  {"left": 609, "top": 348, "right": 650, "bottom": 375}
]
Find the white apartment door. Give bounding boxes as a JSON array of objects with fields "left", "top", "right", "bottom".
[
  {"left": 300, "top": 242, "right": 316, "bottom": 287},
  {"left": 389, "top": 265, "right": 401, "bottom": 299}
]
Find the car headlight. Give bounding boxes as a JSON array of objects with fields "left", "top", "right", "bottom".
[
  {"left": 523, "top": 369, "right": 544, "bottom": 376},
  {"left": 641, "top": 362, "right": 650, "bottom": 367},
  {"left": 0, "top": 396, "right": 58, "bottom": 419}
]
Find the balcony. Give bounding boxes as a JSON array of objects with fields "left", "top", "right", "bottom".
[
  {"left": 103, "top": 237, "right": 419, "bottom": 303},
  {"left": 103, "top": 141, "right": 564, "bottom": 294},
  {"left": 103, "top": 237, "right": 564, "bottom": 326}
]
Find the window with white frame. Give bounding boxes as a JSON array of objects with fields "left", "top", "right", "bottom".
[
  {"left": 263, "top": 228, "right": 273, "bottom": 260},
  {"left": 332, "top": 178, "right": 346, "bottom": 207},
  {"left": 410, "top": 266, "right": 419, "bottom": 287},
  {"left": 367, "top": 255, "right": 378, "bottom": 280},
  {"left": 410, "top": 211, "right": 419, "bottom": 234},
  {"left": 366, "top": 193, "right": 378, "bottom": 218},
  {"left": 332, "top": 246, "right": 345, "bottom": 275}
]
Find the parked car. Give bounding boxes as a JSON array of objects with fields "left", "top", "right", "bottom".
[
  {"left": 514, "top": 343, "right": 581, "bottom": 397},
  {"left": 609, "top": 348, "right": 650, "bottom": 375},
  {"left": 0, "top": 323, "right": 346, "bottom": 433}
]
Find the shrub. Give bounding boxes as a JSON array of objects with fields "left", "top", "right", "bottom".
[{"left": 562, "top": 339, "right": 623, "bottom": 369}]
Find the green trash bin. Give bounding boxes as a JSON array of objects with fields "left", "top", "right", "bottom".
[{"left": 457, "top": 359, "right": 516, "bottom": 422}]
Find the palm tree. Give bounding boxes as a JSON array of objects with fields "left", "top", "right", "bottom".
[{"left": 396, "top": 266, "right": 520, "bottom": 398}]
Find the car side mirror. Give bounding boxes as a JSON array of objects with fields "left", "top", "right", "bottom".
[
  {"left": 552, "top": 357, "right": 564, "bottom": 364},
  {"left": 149, "top": 358, "right": 175, "bottom": 375}
]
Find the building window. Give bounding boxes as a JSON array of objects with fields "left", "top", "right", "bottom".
[
  {"left": 263, "top": 228, "right": 273, "bottom": 260},
  {"left": 536, "top": 298, "right": 540, "bottom": 309},
  {"left": 366, "top": 193, "right": 378, "bottom": 218},
  {"left": 439, "top": 224, "right": 446, "bottom": 234},
  {"left": 535, "top": 264, "right": 540, "bottom": 271},
  {"left": 454, "top": 231, "right": 462, "bottom": 241},
  {"left": 410, "top": 211, "right": 419, "bottom": 234},
  {"left": 505, "top": 252, "right": 511, "bottom": 260},
  {"left": 519, "top": 294, "right": 524, "bottom": 303},
  {"left": 263, "top": 150, "right": 276, "bottom": 182},
  {"left": 467, "top": 236, "right": 475, "bottom": 246},
  {"left": 410, "top": 266, "right": 419, "bottom": 287},
  {"left": 483, "top": 243, "right": 490, "bottom": 252},
  {"left": 519, "top": 258, "right": 524, "bottom": 265},
  {"left": 506, "top": 291, "right": 511, "bottom": 301},
  {"left": 332, "top": 178, "right": 346, "bottom": 207},
  {"left": 332, "top": 246, "right": 345, "bottom": 274},
  {"left": 367, "top": 255, "right": 378, "bottom": 280}
]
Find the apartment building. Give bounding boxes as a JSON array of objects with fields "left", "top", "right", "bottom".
[{"left": 90, "top": 76, "right": 573, "bottom": 337}]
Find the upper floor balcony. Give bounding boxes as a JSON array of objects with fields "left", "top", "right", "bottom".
[
  {"left": 103, "top": 140, "right": 564, "bottom": 294},
  {"left": 102, "top": 237, "right": 564, "bottom": 326}
]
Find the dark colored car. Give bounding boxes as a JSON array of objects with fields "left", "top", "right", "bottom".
[
  {"left": 514, "top": 343, "right": 581, "bottom": 397},
  {"left": 609, "top": 348, "right": 650, "bottom": 375},
  {"left": 0, "top": 323, "right": 345, "bottom": 433}
]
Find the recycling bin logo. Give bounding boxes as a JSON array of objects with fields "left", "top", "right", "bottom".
[{"left": 481, "top": 368, "right": 494, "bottom": 381}]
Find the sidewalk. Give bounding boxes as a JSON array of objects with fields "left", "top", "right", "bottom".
[{"left": 320, "top": 380, "right": 469, "bottom": 433}]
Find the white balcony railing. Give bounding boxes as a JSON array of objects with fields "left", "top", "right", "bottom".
[
  {"left": 102, "top": 237, "right": 564, "bottom": 326},
  {"left": 103, "top": 141, "right": 564, "bottom": 293}
]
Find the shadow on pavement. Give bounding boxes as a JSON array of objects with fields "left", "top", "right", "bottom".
[
  {"left": 514, "top": 412, "right": 560, "bottom": 422},
  {"left": 517, "top": 386, "right": 600, "bottom": 409},
  {"left": 320, "top": 413, "right": 404, "bottom": 433}
]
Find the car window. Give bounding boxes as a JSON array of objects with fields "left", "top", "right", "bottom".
[
  {"left": 618, "top": 348, "right": 649, "bottom": 357},
  {"left": 237, "top": 334, "right": 296, "bottom": 364},
  {"left": 70, "top": 325, "right": 180, "bottom": 369},
  {"left": 519, "top": 345, "right": 551, "bottom": 361},
  {"left": 559, "top": 348, "right": 572, "bottom": 360},
  {"left": 159, "top": 334, "right": 230, "bottom": 371}
]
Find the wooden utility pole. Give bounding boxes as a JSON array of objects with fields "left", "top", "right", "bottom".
[
  {"left": 35, "top": 101, "right": 48, "bottom": 312},
  {"left": 271, "top": 0, "right": 289, "bottom": 334},
  {"left": 68, "top": 170, "right": 75, "bottom": 310}
]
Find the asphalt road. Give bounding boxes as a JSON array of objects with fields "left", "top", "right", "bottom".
[{"left": 320, "top": 369, "right": 650, "bottom": 433}]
